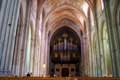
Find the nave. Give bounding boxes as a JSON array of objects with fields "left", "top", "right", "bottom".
[{"left": 0, "top": 0, "right": 120, "bottom": 78}]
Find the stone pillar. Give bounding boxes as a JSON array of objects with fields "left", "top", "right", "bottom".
[
  {"left": 12, "top": 16, "right": 24, "bottom": 76},
  {"left": 30, "top": 28, "right": 34, "bottom": 74},
  {"left": 101, "top": 28, "right": 108, "bottom": 76},
  {"left": 46, "top": 33, "right": 50, "bottom": 76},
  {"left": 0, "top": 0, "right": 8, "bottom": 33},
  {"left": 0, "top": 0, "right": 12, "bottom": 72},
  {"left": 21, "top": 0, "right": 32, "bottom": 76},
  {"left": 87, "top": 8, "right": 93, "bottom": 76},
  {"left": 38, "top": 13, "right": 43, "bottom": 76},
  {"left": 82, "top": 34, "right": 88, "bottom": 76},
  {"left": 40, "top": 28, "right": 45, "bottom": 76},
  {"left": 0, "top": 0, "right": 20, "bottom": 75},
  {"left": 103, "top": 0, "right": 119, "bottom": 77},
  {"left": 44, "top": 32, "right": 48, "bottom": 76},
  {"left": 93, "top": 7, "right": 102, "bottom": 76},
  {"left": 6, "top": 0, "right": 20, "bottom": 74},
  {"left": 11, "top": 0, "right": 32, "bottom": 76},
  {"left": 92, "top": 45, "right": 96, "bottom": 77},
  {"left": 112, "top": 0, "right": 120, "bottom": 76}
]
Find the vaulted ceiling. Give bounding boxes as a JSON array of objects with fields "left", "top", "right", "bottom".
[{"left": 37, "top": 0, "right": 101, "bottom": 34}]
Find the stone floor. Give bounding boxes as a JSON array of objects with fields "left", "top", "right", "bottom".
[{"left": 0, "top": 77, "right": 119, "bottom": 80}]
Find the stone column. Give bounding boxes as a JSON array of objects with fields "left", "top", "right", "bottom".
[
  {"left": 0, "top": 0, "right": 12, "bottom": 72},
  {"left": 38, "top": 13, "right": 43, "bottom": 76},
  {"left": 93, "top": 7, "right": 102, "bottom": 76},
  {"left": 21, "top": 0, "right": 32, "bottom": 76},
  {"left": 0, "top": 0, "right": 20, "bottom": 75},
  {"left": 0, "top": 0, "right": 8, "bottom": 34},
  {"left": 46, "top": 33, "right": 50, "bottom": 76},
  {"left": 112, "top": 0, "right": 120, "bottom": 76},
  {"left": 6, "top": 0, "right": 20, "bottom": 74},
  {"left": 87, "top": 8, "right": 93, "bottom": 76},
  {"left": 40, "top": 27, "right": 45, "bottom": 76},
  {"left": 11, "top": 0, "right": 32, "bottom": 76},
  {"left": 44, "top": 32, "right": 48, "bottom": 76},
  {"left": 103, "top": 0, "right": 119, "bottom": 77}
]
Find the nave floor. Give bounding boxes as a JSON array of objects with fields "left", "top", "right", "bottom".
[{"left": 0, "top": 77, "right": 120, "bottom": 80}]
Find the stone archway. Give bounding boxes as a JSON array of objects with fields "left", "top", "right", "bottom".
[{"left": 49, "top": 27, "right": 81, "bottom": 77}]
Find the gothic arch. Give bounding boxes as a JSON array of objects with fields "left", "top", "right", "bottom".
[
  {"left": 47, "top": 16, "right": 83, "bottom": 35},
  {"left": 43, "top": 4, "right": 88, "bottom": 31},
  {"left": 44, "top": 4, "right": 87, "bottom": 20},
  {"left": 49, "top": 26, "right": 81, "bottom": 76},
  {"left": 49, "top": 23, "right": 82, "bottom": 43}
]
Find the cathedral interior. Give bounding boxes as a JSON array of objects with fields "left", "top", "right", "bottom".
[{"left": 0, "top": 0, "right": 120, "bottom": 78}]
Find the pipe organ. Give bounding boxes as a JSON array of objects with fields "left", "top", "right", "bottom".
[
  {"left": 51, "top": 33, "right": 80, "bottom": 63},
  {"left": 50, "top": 27, "right": 81, "bottom": 77}
]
